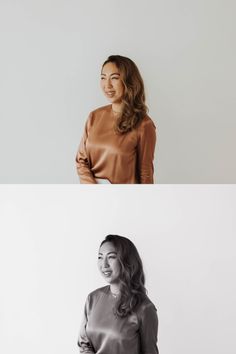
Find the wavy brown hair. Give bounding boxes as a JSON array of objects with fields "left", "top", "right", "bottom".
[
  {"left": 100, "top": 234, "right": 147, "bottom": 317},
  {"left": 101, "top": 55, "right": 149, "bottom": 134}
]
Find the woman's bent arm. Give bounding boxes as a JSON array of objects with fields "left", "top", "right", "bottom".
[
  {"left": 77, "top": 296, "right": 95, "bottom": 353},
  {"left": 76, "top": 114, "right": 96, "bottom": 184}
]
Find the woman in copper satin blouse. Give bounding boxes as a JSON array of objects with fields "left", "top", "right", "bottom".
[
  {"left": 78, "top": 235, "right": 159, "bottom": 354},
  {"left": 75, "top": 55, "right": 156, "bottom": 184}
]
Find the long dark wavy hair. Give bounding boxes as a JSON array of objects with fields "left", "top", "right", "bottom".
[
  {"left": 100, "top": 234, "right": 147, "bottom": 317},
  {"left": 101, "top": 55, "right": 149, "bottom": 134}
]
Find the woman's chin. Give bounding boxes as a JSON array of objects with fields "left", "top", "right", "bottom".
[
  {"left": 106, "top": 97, "right": 121, "bottom": 104},
  {"left": 107, "top": 98, "right": 116, "bottom": 103},
  {"left": 102, "top": 275, "right": 112, "bottom": 283},
  {"left": 103, "top": 276, "right": 115, "bottom": 284}
]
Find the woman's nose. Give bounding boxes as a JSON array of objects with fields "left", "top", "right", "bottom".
[
  {"left": 103, "top": 258, "right": 109, "bottom": 268},
  {"left": 106, "top": 80, "right": 113, "bottom": 89}
]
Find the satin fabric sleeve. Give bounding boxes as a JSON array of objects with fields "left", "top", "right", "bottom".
[
  {"left": 137, "top": 119, "right": 156, "bottom": 184},
  {"left": 138, "top": 302, "right": 159, "bottom": 354},
  {"left": 77, "top": 295, "right": 95, "bottom": 353},
  {"left": 76, "top": 113, "right": 97, "bottom": 184}
]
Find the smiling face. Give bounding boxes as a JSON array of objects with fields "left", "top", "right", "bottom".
[
  {"left": 100, "top": 62, "right": 125, "bottom": 104},
  {"left": 98, "top": 241, "right": 121, "bottom": 285}
]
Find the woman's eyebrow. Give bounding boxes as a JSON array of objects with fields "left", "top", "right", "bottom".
[
  {"left": 101, "top": 72, "right": 120, "bottom": 76},
  {"left": 98, "top": 251, "right": 117, "bottom": 255}
]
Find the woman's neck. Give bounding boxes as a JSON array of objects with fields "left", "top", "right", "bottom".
[
  {"left": 110, "top": 283, "right": 120, "bottom": 295},
  {"left": 112, "top": 102, "right": 124, "bottom": 114}
]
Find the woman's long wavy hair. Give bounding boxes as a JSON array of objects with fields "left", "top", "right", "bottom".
[
  {"left": 101, "top": 55, "right": 149, "bottom": 134},
  {"left": 100, "top": 234, "right": 147, "bottom": 317}
]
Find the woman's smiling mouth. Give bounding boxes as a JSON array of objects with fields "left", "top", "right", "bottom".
[{"left": 106, "top": 91, "right": 115, "bottom": 97}]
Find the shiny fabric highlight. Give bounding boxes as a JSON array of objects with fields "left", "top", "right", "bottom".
[
  {"left": 76, "top": 105, "right": 156, "bottom": 184},
  {"left": 78, "top": 285, "right": 159, "bottom": 354}
]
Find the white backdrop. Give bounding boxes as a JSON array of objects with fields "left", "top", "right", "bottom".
[
  {"left": 0, "top": 185, "right": 236, "bottom": 354},
  {"left": 0, "top": 0, "right": 236, "bottom": 183}
]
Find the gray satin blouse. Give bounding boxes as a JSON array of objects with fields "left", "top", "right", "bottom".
[{"left": 78, "top": 285, "right": 159, "bottom": 354}]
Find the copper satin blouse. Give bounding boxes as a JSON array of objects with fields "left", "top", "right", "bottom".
[
  {"left": 78, "top": 286, "right": 159, "bottom": 354},
  {"left": 76, "top": 105, "right": 156, "bottom": 184}
]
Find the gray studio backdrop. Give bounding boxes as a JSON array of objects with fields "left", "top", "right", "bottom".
[
  {"left": 0, "top": 185, "right": 236, "bottom": 354},
  {"left": 0, "top": 0, "right": 235, "bottom": 183}
]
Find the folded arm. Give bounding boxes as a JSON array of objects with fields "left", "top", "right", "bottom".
[
  {"left": 77, "top": 296, "right": 96, "bottom": 353},
  {"left": 76, "top": 113, "right": 97, "bottom": 184}
]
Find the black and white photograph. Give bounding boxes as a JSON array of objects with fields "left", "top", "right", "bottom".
[{"left": 1, "top": 186, "right": 236, "bottom": 353}]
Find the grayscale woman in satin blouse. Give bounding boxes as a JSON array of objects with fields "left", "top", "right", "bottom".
[
  {"left": 78, "top": 234, "right": 159, "bottom": 354},
  {"left": 75, "top": 55, "right": 157, "bottom": 184}
]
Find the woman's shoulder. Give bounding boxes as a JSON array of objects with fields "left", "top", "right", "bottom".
[
  {"left": 86, "top": 285, "right": 110, "bottom": 303},
  {"left": 85, "top": 105, "right": 111, "bottom": 127},
  {"left": 135, "top": 295, "right": 159, "bottom": 329},
  {"left": 136, "top": 295, "right": 158, "bottom": 316},
  {"left": 137, "top": 114, "right": 156, "bottom": 132},
  {"left": 89, "top": 104, "right": 111, "bottom": 115}
]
